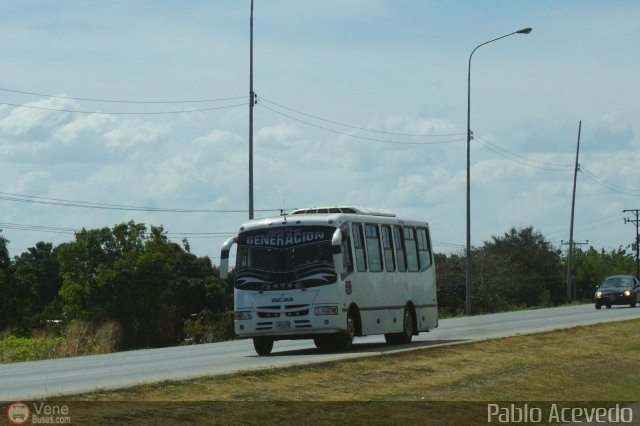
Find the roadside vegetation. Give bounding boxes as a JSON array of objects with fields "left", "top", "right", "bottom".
[
  {"left": 0, "top": 222, "right": 636, "bottom": 362},
  {"left": 64, "top": 319, "right": 640, "bottom": 425},
  {"left": 0, "top": 320, "right": 120, "bottom": 363}
]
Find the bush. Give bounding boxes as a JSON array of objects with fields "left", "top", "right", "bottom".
[
  {"left": 183, "top": 309, "right": 234, "bottom": 344},
  {"left": 57, "top": 320, "right": 121, "bottom": 357},
  {"left": 0, "top": 320, "right": 121, "bottom": 363},
  {"left": 0, "top": 335, "right": 64, "bottom": 363}
]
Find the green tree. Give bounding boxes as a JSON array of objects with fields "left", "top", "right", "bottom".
[
  {"left": 12, "top": 242, "right": 63, "bottom": 325},
  {"left": 435, "top": 227, "right": 565, "bottom": 316},
  {"left": 56, "top": 226, "right": 116, "bottom": 320},
  {"left": 435, "top": 253, "right": 465, "bottom": 316},
  {"left": 0, "top": 232, "right": 15, "bottom": 330},
  {"left": 477, "top": 227, "right": 564, "bottom": 311},
  {"left": 57, "top": 221, "right": 232, "bottom": 349}
]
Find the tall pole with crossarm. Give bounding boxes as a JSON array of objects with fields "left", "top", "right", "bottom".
[
  {"left": 466, "top": 27, "right": 532, "bottom": 316},
  {"left": 248, "top": 0, "right": 255, "bottom": 220}
]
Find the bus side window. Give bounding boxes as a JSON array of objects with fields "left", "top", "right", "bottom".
[
  {"left": 393, "top": 225, "right": 406, "bottom": 272},
  {"left": 381, "top": 225, "right": 395, "bottom": 272},
  {"left": 341, "top": 225, "right": 354, "bottom": 274},
  {"left": 404, "top": 227, "right": 419, "bottom": 272},
  {"left": 364, "top": 224, "right": 383, "bottom": 272},
  {"left": 417, "top": 228, "right": 432, "bottom": 270},
  {"left": 352, "top": 223, "right": 367, "bottom": 272}
]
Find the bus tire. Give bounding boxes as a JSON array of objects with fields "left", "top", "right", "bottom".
[
  {"left": 333, "top": 310, "right": 355, "bottom": 351},
  {"left": 253, "top": 337, "right": 274, "bottom": 356},
  {"left": 385, "top": 306, "right": 414, "bottom": 345},
  {"left": 313, "top": 335, "right": 333, "bottom": 350}
]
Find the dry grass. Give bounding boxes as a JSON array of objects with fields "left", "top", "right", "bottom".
[
  {"left": 57, "top": 320, "right": 122, "bottom": 357},
  {"left": 76, "top": 319, "right": 640, "bottom": 402},
  {"left": 58, "top": 318, "right": 640, "bottom": 424},
  {"left": 0, "top": 320, "right": 121, "bottom": 363}
]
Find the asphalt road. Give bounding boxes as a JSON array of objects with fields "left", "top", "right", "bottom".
[{"left": 1, "top": 303, "right": 638, "bottom": 400}]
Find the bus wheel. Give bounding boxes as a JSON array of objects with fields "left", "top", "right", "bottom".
[
  {"left": 253, "top": 337, "right": 274, "bottom": 356},
  {"left": 313, "top": 335, "right": 332, "bottom": 350},
  {"left": 333, "top": 311, "right": 355, "bottom": 351},
  {"left": 385, "top": 307, "right": 414, "bottom": 345}
]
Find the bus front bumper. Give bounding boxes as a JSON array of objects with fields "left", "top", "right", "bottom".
[{"left": 234, "top": 306, "right": 344, "bottom": 339}]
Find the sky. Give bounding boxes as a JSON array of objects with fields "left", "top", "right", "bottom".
[{"left": 1, "top": 0, "right": 639, "bottom": 264}]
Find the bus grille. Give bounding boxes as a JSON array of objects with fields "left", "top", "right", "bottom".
[
  {"left": 294, "top": 320, "right": 312, "bottom": 328},
  {"left": 253, "top": 304, "right": 311, "bottom": 329},
  {"left": 256, "top": 304, "right": 310, "bottom": 316}
]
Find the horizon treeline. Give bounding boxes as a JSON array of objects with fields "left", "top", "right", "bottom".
[{"left": 0, "top": 222, "right": 635, "bottom": 349}]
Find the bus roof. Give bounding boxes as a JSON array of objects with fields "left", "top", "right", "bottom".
[
  {"left": 289, "top": 206, "right": 395, "bottom": 217},
  {"left": 237, "top": 207, "right": 428, "bottom": 233}
]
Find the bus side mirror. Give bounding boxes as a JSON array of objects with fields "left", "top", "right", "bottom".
[
  {"left": 331, "top": 229, "right": 344, "bottom": 274},
  {"left": 219, "top": 236, "right": 237, "bottom": 279}
]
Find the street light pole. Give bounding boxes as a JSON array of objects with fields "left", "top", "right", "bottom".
[
  {"left": 465, "top": 27, "right": 532, "bottom": 316},
  {"left": 248, "top": 0, "right": 255, "bottom": 220}
]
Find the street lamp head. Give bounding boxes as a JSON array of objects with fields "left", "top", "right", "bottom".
[{"left": 517, "top": 27, "right": 533, "bottom": 34}]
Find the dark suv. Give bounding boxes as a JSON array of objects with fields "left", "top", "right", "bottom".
[{"left": 594, "top": 275, "right": 640, "bottom": 309}]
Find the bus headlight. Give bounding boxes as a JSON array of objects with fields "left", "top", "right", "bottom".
[
  {"left": 314, "top": 306, "right": 339, "bottom": 315},
  {"left": 624, "top": 290, "right": 632, "bottom": 297},
  {"left": 234, "top": 310, "right": 252, "bottom": 320}
]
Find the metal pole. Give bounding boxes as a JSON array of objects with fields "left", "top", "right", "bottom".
[
  {"left": 623, "top": 209, "right": 640, "bottom": 278},
  {"left": 566, "top": 121, "right": 581, "bottom": 302},
  {"left": 248, "top": 0, "right": 255, "bottom": 220},
  {"left": 465, "top": 27, "right": 532, "bottom": 316}
]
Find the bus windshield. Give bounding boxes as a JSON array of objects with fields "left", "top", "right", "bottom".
[
  {"left": 237, "top": 243, "right": 332, "bottom": 271},
  {"left": 234, "top": 226, "right": 337, "bottom": 291}
]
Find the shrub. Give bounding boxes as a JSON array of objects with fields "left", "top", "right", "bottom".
[
  {"left": 183, "top": 309, "right": 234, "bottom": 344},
  {"left": 0, "top": 335, "right": 63, "bottom": 363},
  {"left": 0, "top": 320, "right": 121, "bottom": 363}
]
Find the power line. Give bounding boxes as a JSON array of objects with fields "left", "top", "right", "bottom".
[
  {"left": 432, "top": 239, "right": 466, "bottom": 249},
  {"left": 0, "top": 87, "right": 247, "bottom": 104},
  {"left": 473, "top": 135, "right": 573, "bottom": 172},
  {"left": 259, "top": 96, "right": 465, "bottom": 138},
  {"left": 0, "top": 191, "right": 281, "bottom": 213},
  {"left": 580, "top": 167, "right": 640, "bottom": 195},
  {"left": 0, "top": 221, "right": 236, "bottom": 238},
  {"left": 258, "top": 103, "right": 466, "bottom": 146},
  {"left": 0, "top": 101, "right": 247, "bottom": 116},
  {"left": 0, "top": 222, "right": 76, "bottom": 234}
]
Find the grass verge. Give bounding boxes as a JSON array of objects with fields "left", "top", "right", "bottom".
[{"left": 32, "top": 318, "right": 640, "bottom": 424}]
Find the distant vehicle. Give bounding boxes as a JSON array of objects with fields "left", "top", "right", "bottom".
[
  {"left": 220, "top": 206, "right": 438, "bottom": 356},
  {"left": 594, "top": 275, "right": 640, "bottom": 309}
]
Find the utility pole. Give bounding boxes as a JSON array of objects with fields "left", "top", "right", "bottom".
[
  {"left": 561, "top": 240, "right": 589, "bottom": 299},
  {"left": 248, "top": 0, "right": 255, "bottom": 220},
  {"left": 623, "top": 209, "right": 640, "bottom": 278},
  {"left": 566, "top": 121, "right": 582, "bottom": 302}
]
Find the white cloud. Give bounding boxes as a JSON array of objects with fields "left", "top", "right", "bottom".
[
  {"left": 255, "top": 123, "right": 302, "bottom": 151},
  {"left": 103, "top": 119, "right": 171, "bottom": 154},
  {"left": 1, "top": 1, "right": 640, "bottom": 259},
  {"left": 0, "top": 97, "right": 72, "bottom": 136},
  {"left": 53, "top": 113, "right": 115, "bottom": 145}
]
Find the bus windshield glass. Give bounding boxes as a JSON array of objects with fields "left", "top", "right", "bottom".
[{"left": 234, "top": 226, "right": 337, "bottom": 291}]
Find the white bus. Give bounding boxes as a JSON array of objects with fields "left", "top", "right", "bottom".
[{"left": 220, "top": 206, "right": 438, "bottom": 355}]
